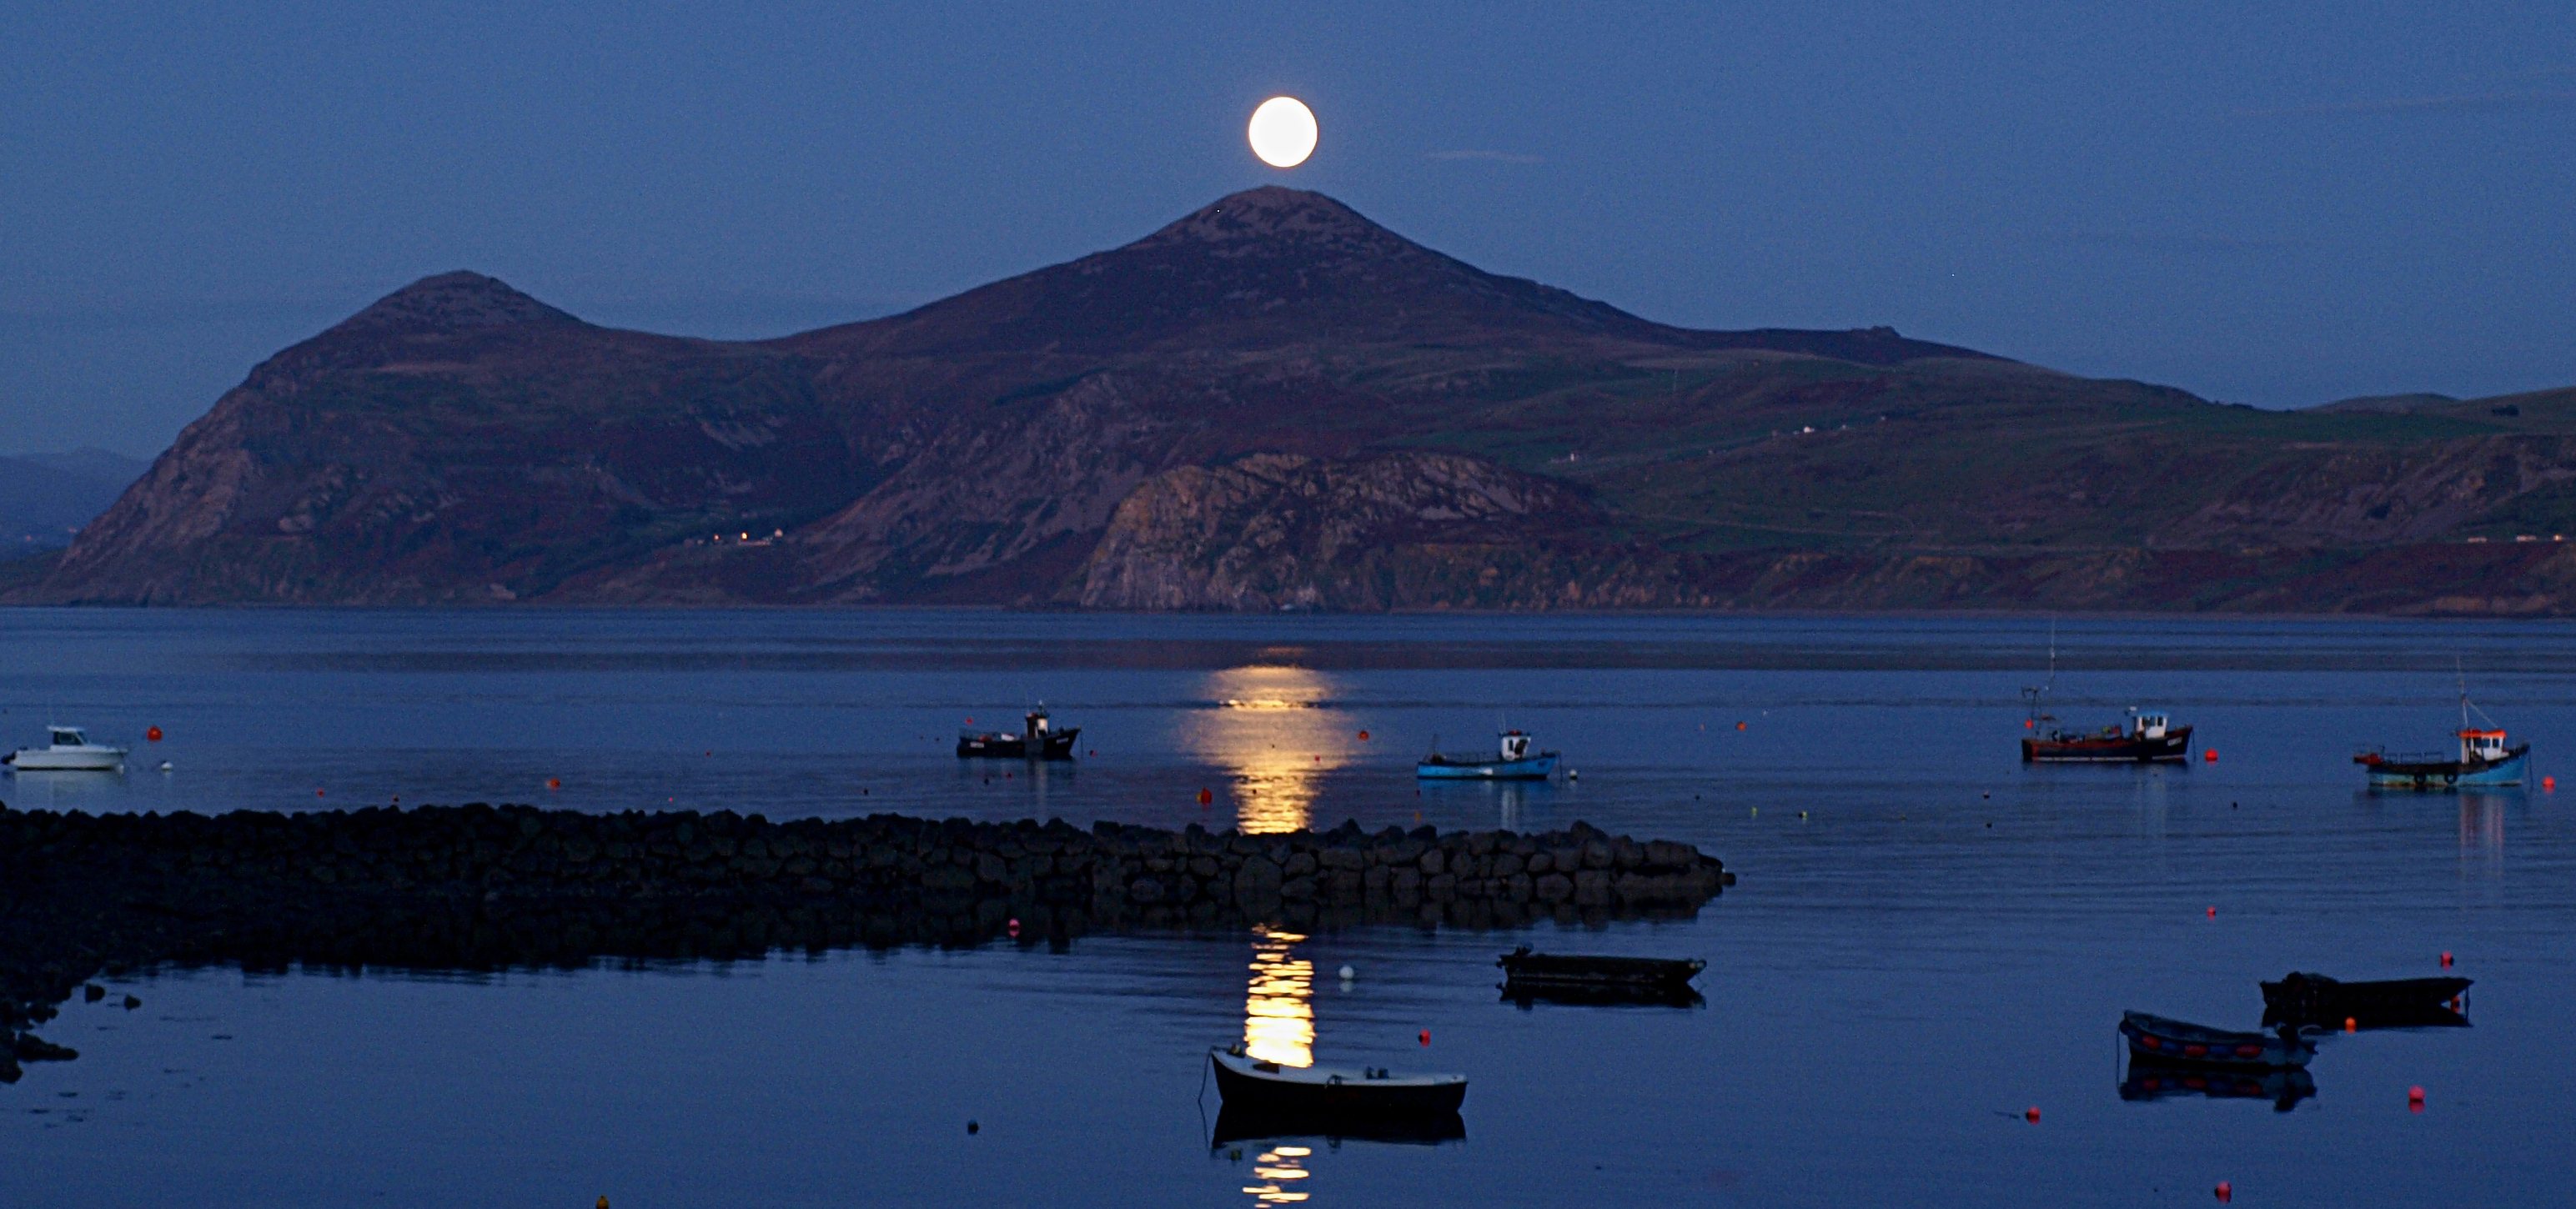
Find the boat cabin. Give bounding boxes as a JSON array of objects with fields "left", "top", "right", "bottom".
[
  {"left": 1025, "top": 708, "right": 1051, "bottom": 740},
  {"left": 1499, "top": 730, "right": 1532, "bottom": 760},
  {"left": 48, "top": 727, "right": 88, "bottom": 748},
  {"left": 2458, "top": 729, "right": 2509, "bottom": 764},
  {"left": 2127, "top": 710, "right": 2172, "bottom": 740}
]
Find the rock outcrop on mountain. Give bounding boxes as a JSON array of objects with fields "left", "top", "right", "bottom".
[{"left": 19, "top": 187, "right": 2576, "bottom": 613}]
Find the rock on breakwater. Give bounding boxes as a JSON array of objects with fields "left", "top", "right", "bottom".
[{"left": 0, "top": 803, "right": 1727, "bottom": 1080}]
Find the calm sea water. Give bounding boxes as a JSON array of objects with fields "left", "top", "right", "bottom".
[{"left": 3, "top": 609, "right": 2573, "bottom": 1206}]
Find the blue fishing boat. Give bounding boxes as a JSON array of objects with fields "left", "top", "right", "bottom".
[
  {"left": 1416, "top": 730, "right": 1558, "bottom": 780},
  {"left": 2353, "top": 679, "right": 2528, "bottom": 789}
]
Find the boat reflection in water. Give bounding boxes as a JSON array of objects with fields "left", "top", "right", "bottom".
[
  {"left": 1501, "top": 981, "right": 1704, "bottom": 1011},
  {"left": 2122, "top": 1060, "right": 2317, "bottom": 1112},
  {"left": 1419, "top": 775, "right": 1554, "bottom": 832},
  {"left": 1185, "top": 666, "right": 1353, "bottom": 835}
]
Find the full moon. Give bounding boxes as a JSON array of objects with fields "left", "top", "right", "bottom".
[{"left": 1248, "top": 97, "right": 1317, "bottom": 168}]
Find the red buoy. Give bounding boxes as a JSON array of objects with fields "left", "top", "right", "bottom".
[
  {"left": 1007, "top": 917, "right": 1021, "bottom": 938},
  {"left": 1198, "top": 788, "right": 1213, "bottom": 805},
  {"left": 2215, "top": 1181, "right": 2232, "bottom": 1202},
  {"left": 2547, "top": 775, "right": 2558, "bottom": 790},
  {"left": 1735, "top": 721, "right": 1747, "bottom": 730},
  {"left": 2023, "top": 1106, "right": 2040, "bottom": 1123},
  {"left": 2408, "top": 1085, "right": 2426, "bottom": 1112},
  {"left": 1357, "top": 730, "right": 1370, "bottom": 740},
  {"left": 2204, "top": 749, "right": 2217, "bottom": 762},
  {"left": 2207, "top": 906, "right": 2217, "bottom": 919},
  {"left": 146, "top": 726, "right": 163, "bottom": 742},
  {"left": 1419, "top": 1030, "right": 1429, "bottom": 1046},
  {"left": 2344, "top": 1016, "right": 2358, "bottom": 1033},
  {"left": 2441, "top": 951, "right": 2453, "bottom": 967},
  {"left": 547, "top": 778, "right": 561, "bottom": 790}
]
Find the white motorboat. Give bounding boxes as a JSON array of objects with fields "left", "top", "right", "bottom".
[{"left": 6, "top": 725, "right": 129, "bottom": 770}]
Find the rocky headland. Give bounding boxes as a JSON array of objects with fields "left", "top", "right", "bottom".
[{"left": 0, "top": 802, "right": 1727, "bottom": 1081}]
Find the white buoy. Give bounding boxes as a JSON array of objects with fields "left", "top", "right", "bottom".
[
  {"left": 158, "top": 761, "right": 173, "bottom": 772},
  {"left": 1338, "top": 965, "right": 1355, "bottom": 981}
]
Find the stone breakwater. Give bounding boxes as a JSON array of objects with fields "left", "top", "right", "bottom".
[{"left": 0, "top": 803, "right": 1727, "bottom": 1081}]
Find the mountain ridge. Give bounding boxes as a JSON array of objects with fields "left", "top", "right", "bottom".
[{"left": 18, "top": 187, "right": 2576, "bottom": 614}]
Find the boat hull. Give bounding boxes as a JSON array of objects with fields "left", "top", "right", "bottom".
[
  {"left": 2119, "top": 1011, "right": 2312, "bottom": 1069},
  {"left": 2358, "top": 746, "right": 2527, "bottom": 788},
  {"left": 1496, "top": 951, "right": 1704, "bottom": 990},
  {"left": 2260, "top": 973, "right": 2472, "bottom": 1026},
  {"left": 1416, "top": 753, "right": 1557, "bottom": 780},
  {"left": 2021, "top": 727, "right": 2192, "bottom": 763},
  {"left": 956, "top": 728, "right": 1080, "bottom": 760},
  {"left": 1208, "top": 1050, "right": 1467, "bottom": 1116},
  {"left": 6, "top": 750, "right": 127, "bottom": 770}
]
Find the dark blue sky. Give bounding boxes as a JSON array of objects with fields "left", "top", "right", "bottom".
[{"left": 5, "top": 1, "right": 2571, "bottom": 454}]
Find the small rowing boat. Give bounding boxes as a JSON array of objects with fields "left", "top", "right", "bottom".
[
  {"left": 1496, "top": 946, "right": 1704, "bottom": 991},
  {"left": 2119, "top": 1011, "right": 2313, "bottom": 1069},
  {"left": 1207, "top": 1044, "right": 1467, "bottom": 1116},
  {"left": 1417, "top": 730, "right": 1557, "bottom": 780},
  {"left": 2260, "top": 971, "right": 2472, "bottom": 1026}
]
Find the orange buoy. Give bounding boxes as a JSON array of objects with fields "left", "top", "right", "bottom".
[
  {"left": 2204, "top": 749, "right": 2217, "bottom": 762},
  {"left": 2441, "top": 951, "right": 2453, "bottom": 967},
  {"left": 2024, "top": 719, "right": 2033, "bottom": 729},
  {"left": 2207, "top": 906, "right": 2217, "bottom": 919},
  {"left": 1198, "top": 788, "right": 1213, "bottom": 805},
  {"left": 146, "top": 726, "right": 163, "bottom": 742},
  {"left": 2547, "top": 775, "right": 2558, "bottom": 791},
  {"left": 2344, "top": 1016, "right": 2358, "bottom": 1033},
  {"left": 2215, "top": 1182, "right": 2232, "bottom": 1203},
  {"left": 1357, "top": 730, "right": 1370, "bottom": 740},
  {"left": 1418, "top": 1030, "right": 1429, "bottom": 1046},
  {"left": 2023, "top": 1106, "right": 2040, "bottom": 1123},
  {"left": 547, "top": 777, "right": 561, "bottom": 790},
  {"left": 1735, "top": 721, "right": 1747, "bottom": 730}
]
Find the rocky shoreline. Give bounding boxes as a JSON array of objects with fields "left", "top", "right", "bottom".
[{"left": 0, "top": 802, "right": 1728, "bottom": 1081}]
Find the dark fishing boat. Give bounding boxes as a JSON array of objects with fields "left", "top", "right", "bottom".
[
  {"left": 1210, "top": 1105, "right": 1465, "bottom": 1147},
  {"left": 1496, "top": 946, "right": 1704, "bottom": 991},
  {"left": 2119, "top": 1011, "right": 2314, "bottom": 1069},
  {"left": 2260, "top": 971, "right": 2472, "bottom": 1027},
  {"left": 2021, "top": 707, "right": 2192, "bottom": 763},
  {"left": 1207, "top": 1044, "right": 1467, "bottom": 1116},
  {"left": 956, "top": 706, "right": 1079, "bottom": 760},
  {"left": 2121, "top": 1060, "right": 2316, "bottom": 1112}
]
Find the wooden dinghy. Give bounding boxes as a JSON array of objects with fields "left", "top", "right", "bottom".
[
  {"left": 1208, "top": 1045, "right": 1467, "bottom": 1116},
  {"left": 1496, "top": 946, "right": 1705, "bottom": 991},
  {"left": 2260, "top": 971, "right": 2473, "bottom": 1027},
  {"left": 2119, "top": 1011, "right": 2314, "bottom": 1069}
]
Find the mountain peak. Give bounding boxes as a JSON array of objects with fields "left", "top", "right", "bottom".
[
  {"left": 330, "top": 271, "right": 580, "bottom": 338},
  {"left": 1128, "top": 187, "right": 1413, "bottom": 256}
]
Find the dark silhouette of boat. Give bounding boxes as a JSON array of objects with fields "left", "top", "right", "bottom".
[
  {"left": 2122, "top": 1060, "right": 2316, "bottom": 1112},
  {"left": 2022, "top": 707, "right": 2192, "bottom": 763},
  {"left": 2119, "top": 1011, "right": 2314, "bottom": 1069},
  {"left": 956, "top": 706, "right": 1078, "bottom": 760},
  {"left": 2260, "top": 971, "right": 2472, "bottom": 1028},
  {"left": 1500, "top": 982, "right": 1704, "bottom": 1010},
  {"left": 1207, "top": 1045, "right": 1466, "bottom": 1116},
  {"left": 1496, "top": 946, "right": 1705, "bottom": 993},
  {"left": 1210, "top": 1105, "right": 1465, "bottom": 1147}
]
